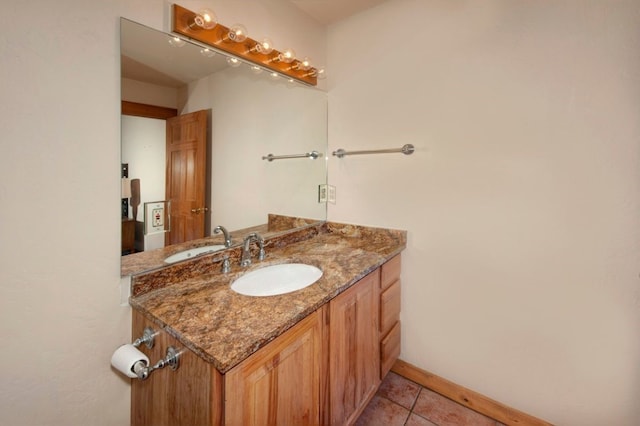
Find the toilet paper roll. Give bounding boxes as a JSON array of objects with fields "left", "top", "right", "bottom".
[{"left": 111, "top": 344, "right": 149, "bottom": 378}]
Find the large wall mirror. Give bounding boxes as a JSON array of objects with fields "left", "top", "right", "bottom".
[{"left": 120, "top": 18, "right": 327, "bottom": 276}]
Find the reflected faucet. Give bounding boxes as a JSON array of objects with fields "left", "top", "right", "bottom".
[
  {"left": 213, "top": 225, "right": 232, "bottom": 248},
  {"left": 240, "top": 233, "right": 265, "bottom": 267}
]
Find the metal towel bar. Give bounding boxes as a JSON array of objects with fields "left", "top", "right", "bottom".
[
  {"left": 332, "top": 144, "right": 414, "bottom": 158},
  {"left": 262, "top": 151, "right": 322, "bottom": 161}
]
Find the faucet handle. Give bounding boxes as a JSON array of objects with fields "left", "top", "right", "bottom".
[
  {"left": 212, "top": 255, "right": 231, "bottom": 273},
  {"left": 213, "top": 225, "right": 232, "bottom": 248},
  {"left": 221, "top": 257, "right": 231, "bottom": 273}
]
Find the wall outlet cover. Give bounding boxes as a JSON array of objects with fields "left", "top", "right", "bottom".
[
  {"left": 328, "top": 185, "right": 336, "bottom": 204},
  {"left": 318, "top": 184, "right": 328, "bottom": 203}
]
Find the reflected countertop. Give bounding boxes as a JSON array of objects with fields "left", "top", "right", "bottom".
[
  {"left": 121, "top": 214, "right": 320, "bottom": 276},
  {"left": 129, "top": 221, "right": 406, "bottom": 373}
]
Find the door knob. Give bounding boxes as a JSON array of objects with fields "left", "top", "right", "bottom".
[{"left": 190, "top": 207, "right": 209, "bottom": 214}]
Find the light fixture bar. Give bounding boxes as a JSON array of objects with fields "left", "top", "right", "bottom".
[{"left": 172, "top": 4, "right": 317, "bottom": 86}]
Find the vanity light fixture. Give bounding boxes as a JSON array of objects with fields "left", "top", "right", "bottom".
[
  {"left": 250, "top": 37, "right": 274, "bottom": 55},
  {"left": 274, "top": 48, "right": 296, "bottom": 64},
  {"left": 292, "top": 57, "right": 312, "bottom": 71},
  {"left": 226, "top": 24, "right": 248, "bottom": 43},
  {"left": 308, "top": 66, "right": 327, "bottom": 80},
  {"left": 192, "top": 8, "right": 217, "bottom": 30},
  {"left": 171, "top": 4, "right": 319, "bottom": 85}
]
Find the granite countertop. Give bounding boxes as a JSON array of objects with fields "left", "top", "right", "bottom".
[
  {"left": 121, "top": 214, "right": 321, "bottom": 276},
  {"left": 129, "top": 221, "right": 406, "bottom": 373},
  {"left": 120, "top": 223, "right": 269, "bottom": 276}
]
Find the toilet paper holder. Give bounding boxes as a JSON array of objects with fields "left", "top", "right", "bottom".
[
  {"left": 133, "top": 346, "right": 181, "bottom": 380},
  {"left": 133, "top": 327, "right": 156, "bottom": 349},
  {"left": 129, "top": 327, "right": 181, "bottom": 380}
]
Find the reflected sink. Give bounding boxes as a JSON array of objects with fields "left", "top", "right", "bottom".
[
  {"left": 164, "top": 245, "right": 226, "bottom": 264},
  {"left": 231, "top": 263, "right": 323, "bottom": 297}
]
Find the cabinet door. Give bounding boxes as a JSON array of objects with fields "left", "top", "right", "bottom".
[
  {"left": 329, "top": 270, "right": 381, "bottom": 425},
  {"left": 225, "top": 309, "right": 324, "bottom": 426},
  {"left": 131, "top": 310, "right": 223, "bottom": 426}
]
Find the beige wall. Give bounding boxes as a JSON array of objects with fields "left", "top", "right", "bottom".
[
  {"left": 0, "top": 1, "right": 325, "bottom": 425},
  {"left": 327, "top": 1, "right": 640, "bottom": 424},
  {"left": 3, "top": 0, "right": 638, "bottom": 424}
]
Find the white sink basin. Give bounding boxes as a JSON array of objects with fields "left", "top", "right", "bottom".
[
  {"left": 231, "top": 263, "right": 323, "bottom": 297},
  {"left": 164, "top": 245, "right": 226, "bottom": 264}
]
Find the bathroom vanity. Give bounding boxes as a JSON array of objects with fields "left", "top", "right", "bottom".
[{"left": 128, "top": 221, "right": 405, "bottom": 425}]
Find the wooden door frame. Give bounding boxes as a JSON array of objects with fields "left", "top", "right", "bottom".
[
  {"left": 121, "top": 101, "right": 178, "bottom": 120},
  {"left": 121, "top": 101, "right": 178, "bottom": 249}
]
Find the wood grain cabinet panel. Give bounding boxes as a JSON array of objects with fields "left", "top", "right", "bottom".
[
  {"left": 122, "top": 218, "right": 135, "bottom": 255},
  {"left": 380, "top": 321, "right": 401, "bottom": 379},
  {"left": 329, "top": 270, "right": 381, "bottom": 425},
  {"left": 131, "top": 310, "right": 223, "bottom": 426},
  {"left": 380, "top": 279, "right": 401, "bottom": 337},
  {"left": 379, "top": 255, "right": 402, "bottom": 379},
  {"left": 380, "top": 254, "right": 401, "bottom": 290},
  {"left": 224, "top": 308, "right": 324, "bottom": 426}
]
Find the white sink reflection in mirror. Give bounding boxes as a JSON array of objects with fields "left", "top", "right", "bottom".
[
  {"left": 231, "top": 263, "right": 322, "bottom": 297},
  {"left": 164, "top": 245, "right": 226, "bottom": 264}
]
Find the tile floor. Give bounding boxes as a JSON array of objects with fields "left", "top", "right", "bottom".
[{"left": 356, "top": 372, "right": 506, "bottom": 426}]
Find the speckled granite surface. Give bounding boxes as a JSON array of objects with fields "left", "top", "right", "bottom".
[
  {"left": 129, "top": 221, "right": 406, "bottom": 373},
  {"left": 121, "top": 214, "right": 321, "bottom": 276}
]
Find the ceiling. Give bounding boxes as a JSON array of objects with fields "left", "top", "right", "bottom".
[{"left": 286, "top": 0, "right": 389, "bottom": 25}]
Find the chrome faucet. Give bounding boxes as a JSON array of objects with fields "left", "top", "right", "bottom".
[
  {"left": 213, "top": 225, "right": 232, "bottom": 248},
  {"left": 240, "top": 233, "right": 265, "bottom": 267}
]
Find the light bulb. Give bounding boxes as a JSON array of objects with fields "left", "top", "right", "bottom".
[
  {"left": 311, "top": 66, "right": 326, "bottom": 80},
  {"left": 269, "top": 71, "right": 280, "bottom": 80},
  {"left": 228, "top": 24, "right": 248, "bottom": 42},
  {"left": 193, "top": 9, "right": 217, "bottom": 30},
  {"left": 294, "top": 57, "right": 312, "bottom": 71},
  {"left": 226, "top": 57, "right": 242, "bottom": 67},
  {"left": 200, "top": 48, "right": 216, "bottom": 58},
  {"left": 253, "top": 38, "right": 274, "bottom": 55},
  {"left": 168, "top": 36, "right": 186, "bottom": 48},
  {"left": 250, "top": 65, "right": 263, "bottom": 75},
  {"left": 276, "top": 48, "right": 296, "bottom": 63}
]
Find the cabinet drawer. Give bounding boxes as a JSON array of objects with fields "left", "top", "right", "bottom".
[
  {"left": 381, "top": 255, "right": 401, "bottom": 290},
  {"left": 380, "top": 279, "right": 401, "bottom": 336},
  {"left": 380, "top": 321, "right": 401, "bottom": 378}
]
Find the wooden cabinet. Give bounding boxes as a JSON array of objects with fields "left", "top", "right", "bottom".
[
  {"left": 131, "top": 310, "right": 223, "bottom": 426},
  {"left": 328, "top": 270, "right": 381, "bottom": 425},
  {"left": 379, "top": 255, "right": 402, "bottom": 378},
  {"left": 131, "top": 256, "right": 402, "bottom": 426},
  {"left": 122, "top": 218, "right": 136, "bottom": 255},
  {"left": 224, "top": 308, "right": 325, "bottom": 426}
]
